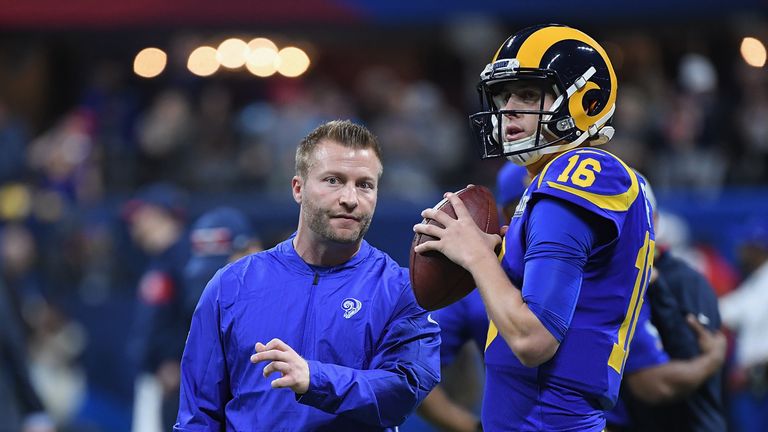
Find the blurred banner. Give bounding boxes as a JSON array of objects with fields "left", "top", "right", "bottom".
[{"left": 0, "top": 0, "right": 763, "bottom": 28}]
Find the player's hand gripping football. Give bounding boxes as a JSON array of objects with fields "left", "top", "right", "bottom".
[
  {"left": 414, "top": 190, "right": 502, "bottom": 270},
  {"left": 251, "top": 338, "right": 310, "bottom": 394}
]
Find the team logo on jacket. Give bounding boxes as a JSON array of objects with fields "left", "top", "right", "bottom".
[{"left": 341, "top": 298, "right": 362, "bottom": 318}]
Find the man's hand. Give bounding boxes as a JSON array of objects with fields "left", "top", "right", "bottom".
[
  {"left": 156, "top": 360, "right": 181, "bottom": 395},
  {"left": 250, "top": 338, "right": 310, "bottom": 394},
  {"left": 687, "top": 314, "right": 727, "bottom": 368},
  {"left": 413, "top": 191, "right": 501, "bottom": 270}
]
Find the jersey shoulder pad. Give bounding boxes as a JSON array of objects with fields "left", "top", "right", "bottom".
[{"left": 532, "top": 147, "right": 640, "bottom": 213}]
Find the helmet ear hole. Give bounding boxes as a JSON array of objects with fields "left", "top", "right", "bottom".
[
  {"left": 583, "top": 90, "right": 603, "bottom": 115},
  {"left": 587, "top": 100, "right": 598, "bottom": 115}
]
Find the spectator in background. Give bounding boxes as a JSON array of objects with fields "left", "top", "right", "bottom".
[
  {"left": 175, "top": 120, "right": 440, "bottom": 431},
  {"left": 27, "top": 109, "right": 102, "bottom": 206},
  {"left": 0, "top": 264, "right": 55, "bottom": 432},
  {"left": 123, "top": 183, "right": 190, "bottom": 432},
  {"left": 371, "top": 80, "right": 466, "bottom": 201},
  {"left": 0, "top": 223, "right": 45, "bottom": 320},
  {"left": 651, "top": 54, "right": 727, "bottom": 193},
  {"left": 182, "top": 206, "right": 263, "bottom": 319},
  {"left": 184, "top": 84, "right": 240, "bottom": 192},
  {"left": 1, "top": 222, "right": 87, "bottom": 429},
  {"left": 0, "top": 99, "right": 30, "bottom": 183},
  {"left": 417, "top": 162, "right": 528, "bottom": 432},
  {"left": 135, "top": 89, "right": 194, "bottom": 187},
  {"left": 719, "top": 219, "right": 768, "bottom": 432},
  {"left": 727, "top": 58, "right": 768, "bottom": 185}
]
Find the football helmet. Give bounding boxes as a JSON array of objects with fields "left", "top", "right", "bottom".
[{"left": 469, "top": 24, "right": 617, "bottom": 166}]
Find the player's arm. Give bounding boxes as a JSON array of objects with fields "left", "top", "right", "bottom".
[
  {"left": 468, "top": 257, "right": 559, "bottom": 367},
  {"left": 625, "top": 315, "right": 726, "bottom": 404},
  {"left": 294, "top": 284, "right": 441, "bottom": 427},
  {"left": 414, "top": 193, "right": 554, "bottom": 367},
  {"left": 418, "top": 385, "right": 481, "bottom": 432},
  {"left": 174, "top": 273, "right": 230, "bottom": 431},
  {"left": 415, "top": 193, "right": 597, "bottom": 367},
  {"left": 484, "top": 197, "right": 598, "bottom": 366}
]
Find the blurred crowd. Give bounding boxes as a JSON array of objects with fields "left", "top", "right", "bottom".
[{"left": 1, "top": 18, "right": 768, "bottom": 432}]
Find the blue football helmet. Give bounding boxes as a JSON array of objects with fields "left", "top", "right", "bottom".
[{"left": 469, "top": 24, "right": 618, "bottom": 166}]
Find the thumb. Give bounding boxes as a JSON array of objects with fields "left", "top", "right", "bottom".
[{"left": 686, "top": 314, "right": 707, "bottom": 335}]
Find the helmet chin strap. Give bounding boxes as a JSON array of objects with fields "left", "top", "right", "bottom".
[
  {"left": 490, "top": 114, "right": 543, "bottom": 166},
  {"left": 508, "top": 121, "right": 615, "bottom": 166},
  {"left": 503, "top": 135, "right": 546, "bottom": 166}
]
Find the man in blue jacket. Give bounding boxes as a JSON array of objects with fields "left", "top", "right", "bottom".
[{"left": 175, "top": 120, "right": 441, "bottom": 431}]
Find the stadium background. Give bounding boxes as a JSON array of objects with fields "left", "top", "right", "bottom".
[{"left": 0, "top": 0, "right": 766, "bottom": 430}]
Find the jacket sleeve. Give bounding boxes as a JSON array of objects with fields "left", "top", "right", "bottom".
[
  {"left": 646, "top": 272, "right": 699, "bottom": 359},
  {"left": 297, "top": 286, "right": 441, "bottom": 427},
  {"left": 174, "top": 272, "right": 230, "bottom": 432}
]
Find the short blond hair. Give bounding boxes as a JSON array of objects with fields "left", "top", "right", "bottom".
[{"left": 295, "top": 120, "right": 382, "bottom": 178}]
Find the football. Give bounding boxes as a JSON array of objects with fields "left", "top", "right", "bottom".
[{"left": 409, "top": 185, "right": 500, "bottom": 310}]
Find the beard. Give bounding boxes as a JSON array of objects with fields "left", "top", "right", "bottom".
[{"left": 302, "top": 199, "right": 373, "bottom": 244}]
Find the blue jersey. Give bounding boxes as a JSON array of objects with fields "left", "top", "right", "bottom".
[
  {"left": 175, "top": 238, "right": 441, "bottom": 431},
  {"left": 605, "top": 301, "right": 669, "bottom": 428},
  {"left": 623, "top": 302, "right": 669, "bottom": 374},
  {"left": 434, "top": 289, "right": 489, "bottom": 366},
  {"left": 483, "top": 148, "right": 655, "bottom": 431}
]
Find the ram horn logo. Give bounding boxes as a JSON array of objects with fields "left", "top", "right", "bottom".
[{"left": 341, "top": 298, "right": 362, "bottom": 319}]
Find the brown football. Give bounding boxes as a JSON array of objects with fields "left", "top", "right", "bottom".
[{"left": 409, "top": 185, "right": 500, "bottom": 311}]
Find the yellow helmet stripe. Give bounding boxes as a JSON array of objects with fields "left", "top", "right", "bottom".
[
  {"left": 569, "top": 81, "right": 601, "bottom": 131},
  {"left": 517, "top": 26, "right": 617, "bottom": 131}
]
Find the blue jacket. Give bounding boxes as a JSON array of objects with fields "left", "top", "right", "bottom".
[{"left": 175, "top": 237, "right": 441, "bottom": 431}]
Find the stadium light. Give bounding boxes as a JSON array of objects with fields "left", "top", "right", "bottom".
[
  {"left": 133, "top": 47, "right": 167, "bottom": 78},
  {"left": 188, "top": 46, "right": 220, "bottom": 76},
  {"left": 276, "top": 46, "right": 310, "bottom": 78},
  {"left": 217, "top": 38, "right": 249, "bottom": 69},
  {"left": 246, "top": 37, "right": 280, "bottom": 77},
  {"left": 741, "top": 37, "right": 767, "bottom": 68}
]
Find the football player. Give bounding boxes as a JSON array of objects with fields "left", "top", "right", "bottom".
[{"left": 414, "top": 24, "right": 654, "bottom": 431}]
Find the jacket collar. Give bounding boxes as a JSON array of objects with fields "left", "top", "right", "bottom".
[{"left": 276, "top": 234, "right": 372, "bottom": 276}]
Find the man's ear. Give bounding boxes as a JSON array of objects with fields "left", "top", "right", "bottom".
[{"left": 291, "top": 176, "right": 303, "bottom": 204}]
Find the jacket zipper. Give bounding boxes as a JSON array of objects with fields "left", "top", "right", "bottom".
[{"left": 301, "top": 272, "right": 319, "bottom": 355}]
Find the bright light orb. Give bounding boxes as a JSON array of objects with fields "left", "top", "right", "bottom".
[
  {"left": 741, "top": 37, "right": 767, "bottom": 68},
  {"left": 277, "top": 46, "right": 310, "bottom": 78},
  {"left": 188, "top": 46, "right": 220, "bottom": 77},
  {"left": 134, "top": 47, "right": 167, "bottom": 78}
]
